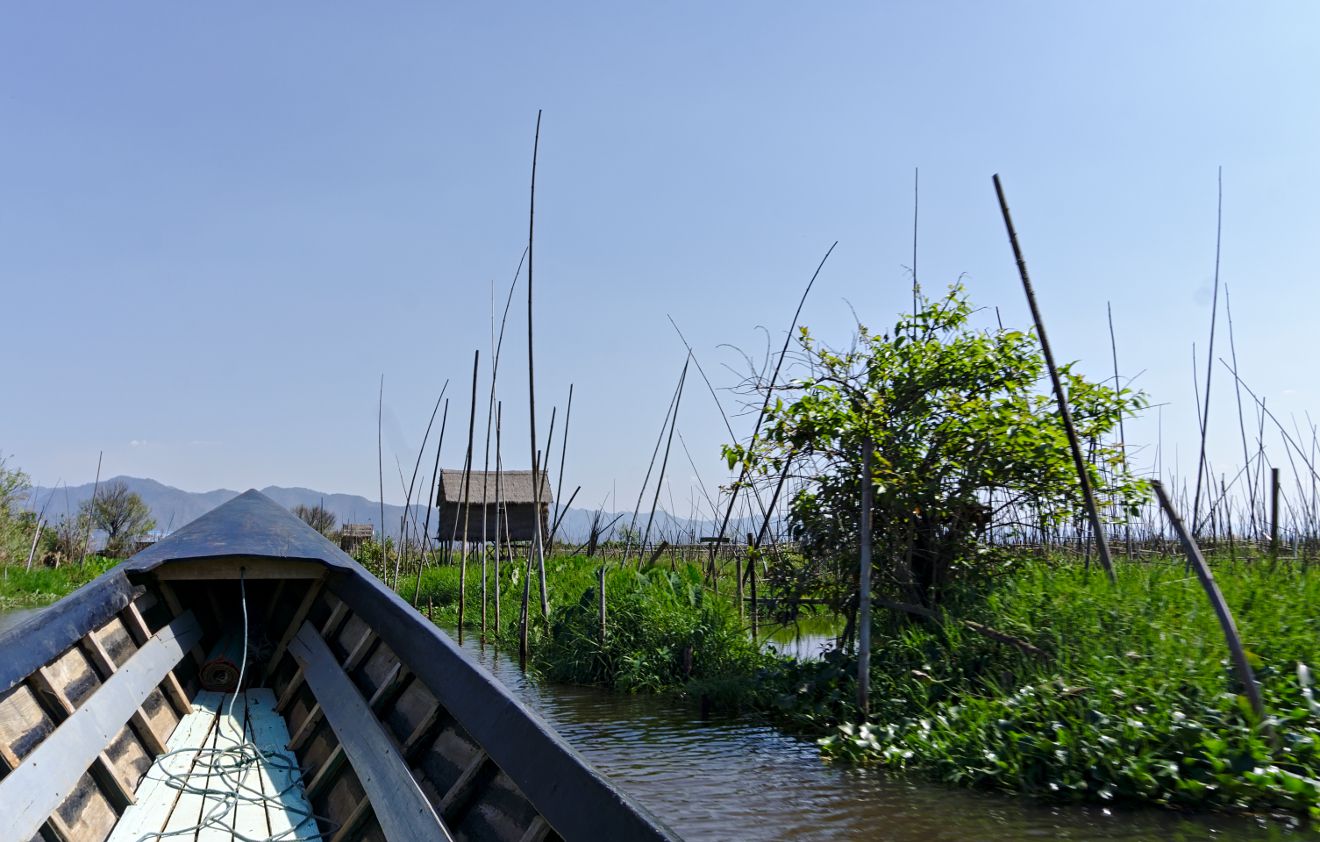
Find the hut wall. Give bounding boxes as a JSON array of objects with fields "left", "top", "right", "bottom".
[{"left": 437, "top": 502, "right": 548, "bottom": 544}]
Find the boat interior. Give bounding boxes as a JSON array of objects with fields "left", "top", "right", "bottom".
[{"left": 0, "top": 491, "right": 675, "bottom": 842}]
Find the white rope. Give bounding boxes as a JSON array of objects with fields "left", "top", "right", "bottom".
[{"left": 134, "top": 570, "right": 336, "bottom": 841}]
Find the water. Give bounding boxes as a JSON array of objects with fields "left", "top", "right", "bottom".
[{"left": 447, "top": 631, "right": 1307, "bottom": 841}]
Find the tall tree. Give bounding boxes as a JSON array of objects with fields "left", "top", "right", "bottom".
[
  {"left": 293, "top": 503, "right": 337, "bottom": 535},
  {"left": 81, "top": 480, "right": 155, "bottom": 558}
]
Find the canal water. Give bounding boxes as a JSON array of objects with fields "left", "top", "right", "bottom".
[{"left": 447, "top": 630, "right": 1305, "bottom": 841}]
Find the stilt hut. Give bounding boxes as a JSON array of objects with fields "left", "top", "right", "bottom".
[{"left": 436, "top": 470, "right": 553, "bottom": 544}]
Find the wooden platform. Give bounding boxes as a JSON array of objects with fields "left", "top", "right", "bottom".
[{"left": 108, "top": 689, "right": 317, "bottom": 841}]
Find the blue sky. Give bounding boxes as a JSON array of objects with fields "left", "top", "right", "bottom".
[{"left": 4, "top": 3, "right": 1318, "bottom": 516}]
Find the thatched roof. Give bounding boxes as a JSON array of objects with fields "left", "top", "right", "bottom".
[{"left": 437, "top": 470, "right": 552, "bottom": 506}]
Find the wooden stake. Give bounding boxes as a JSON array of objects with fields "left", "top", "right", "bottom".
[
  {"left": 1271, "top": 467, "right": 1281, "bottom": 558},
  {"left": 457, "top": 350, "right": 480, "bottom": 640},
  {"left": 993, "top": 174, "right": 1115, "bottom": 583},
  {"left": 1152, "top": 480, "right": 1265, "bottom": 722}
]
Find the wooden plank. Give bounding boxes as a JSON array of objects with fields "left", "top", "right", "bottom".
[
  {"left": 286, "top": 702, "right": 322, "bottom": 752},
  {"left": 197, "top": 693, "right": 250, "bottom": 841},
  {"left": 162, "top": 693, "right": 222, "bottom": 837},
  {"left": 27, "top": 667, "right": 136, "bottom": 813},
  {"left": 80, "top": 633, "right": 170, "bottom": 757},
  {"left": 275, "top": 665, "right": 304, "bottom": 712},
  {"left": 288, "top": 621, "right": 453, "bottom": 842},
  {"left": 304, "top": 743, "right": 346, "bottom": 801},
  {"left": 228, "top": 695, "right": 270, "bottom": 841},
  {"left": 518, "top": 816, "right": 552, "bottom": 842},
  {"left": 0, "top": 612, "right": 203, "bottom": 842},
  {"left": 341, "top": 628, "right": 377, "bottom": 673},
  {"left": 0, "top": 571, "right": 137, "bottom": 696},
  {"left": 263, "top": 577, "right": 326, "bottom": 683},
  {"left": 439, "top": 748, "right": 491, "bottom": 824},
  {"left": 331, "top": 576, "right": 680, "bottom": 842},
  {"left": 328, "top": 796, "right": 373, "bottom": 842},
  {"left": 152, "top": 557, "right": 325, "bottom": 580},
  {"left": 246, "top": 688, "right": 317, "bottom": 841},
  {"left": 153, "top": 584, "right": 208, "bottom": 669},
  {"left": 0, "top": 739, "right": 74, "bottom": 842},
  {"left": 106, "top": 692, "right": 223, "bottom": 842}
]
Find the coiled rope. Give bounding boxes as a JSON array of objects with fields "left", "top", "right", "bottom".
[{"left": 134, "top": 569, "right": 336, "bottom": 841}]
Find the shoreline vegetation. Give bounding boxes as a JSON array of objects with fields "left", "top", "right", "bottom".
[
  {"left": 383, "top": 546, "right": 1320, "bottom": 823},
  {"left": 3, "top": 544, "right": 1317, "bottom": 824}
]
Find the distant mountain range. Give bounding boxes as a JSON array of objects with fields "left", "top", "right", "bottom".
[{"left": 23, "top": 476, "right": 768, "bottom": 547}]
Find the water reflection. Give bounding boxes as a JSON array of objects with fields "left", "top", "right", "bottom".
[{"left": 448, "top": 632, "right": 1305, "bottom": 841}]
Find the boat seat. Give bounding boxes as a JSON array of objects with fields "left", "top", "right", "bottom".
[{"left": 108, "top": 689, "right": 317, "bottom": 841}]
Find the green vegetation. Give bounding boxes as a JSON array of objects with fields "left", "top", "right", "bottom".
[
  {"left": 778, "top": 557, "right": 1320, "bottom": 819},
  {"left": 404, "top": 552, "right": 764, "bottom": 693},
  {"left": 725, "top": 284, "right": 1147, "bottom": 614},
  {"left": 0, "top": 556, "right": 120, "bottom": 611}
]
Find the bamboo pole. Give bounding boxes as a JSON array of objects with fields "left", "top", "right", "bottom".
[
  {"left": 707, "top": 242, "right": 838, "bottom": 577},
  {"left": 624, "top": 367, "right": 685, "bottom": 561},
  {"left": 993, "top": 174, "right": 1115, "bottom": 583},
  {"left": 1193, "top": 167, "right": 1225, "bottom": 533},
  {"left": 1107, "top": 303, "right": 1134, "bottom": 559},
  {"left": 413, "top": 399, "right": 449, "bottom": 606},
  {"left": 457, "top": 350, "right": 480, "bottom": 640},
  {"left": 549, "top": 383, "right": 573, "bottom": 547},
  {"left": 525, "top": 109, "right": 549, "bottom": 625},
  {"left": 494, "top": 402, "right": 504, "bottom": 629},
  {"left": 377, "top": 377, "right": 391, "bottom": 584},
  {"left": 1271, "top": 468, "right": 1281, "bottom": 558},
  {"left": 1151, "top": 480, "right": 1265, "bottom": 721},
  {"left": 538, "top": 408, "right": 556, "bottom": 617},
  {"left": 639, "top": 358, "right": 689, "bottom": 565},
  {"left": 857, "top": 437, "right": 873, "bottom": 721}
]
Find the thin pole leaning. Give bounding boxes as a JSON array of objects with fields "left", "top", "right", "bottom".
[
  {"left": 1151, "top": 480, "right": 1265, "bottom": 721},
  {"left": 992, "top": 174, "right": 1115, "bottom": 583},
  {"left": 526, "top": 109, "right": 548, "bottom": 625},
  {"left": 1192, "top": 167, "right": 1225, "bottom": 534},
  {"left": 549, "top": 383, "right": 573, "bottom": 547},
  {"left": 458, "top": 350, "right": 480, "bottom": 640},
  {"left": 708, "top": 242, "right": 838, "bottom": 576},
  {"left": 378, "top": 376, "right": 389, "bottom": 582},
  {"left": 639, "top": 358, "right": 689, "bottom": 565},
  {"left": 1107, "top": 303, "right": 1133, "bottom": 559},
  {"left": 413, "top": 399, "right": 449, "bottom": 607}
]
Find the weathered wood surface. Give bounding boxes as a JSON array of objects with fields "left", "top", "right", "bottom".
[
  {"left": 0, "top": 611, "right": 202, "bottom": 842},
  {"left": 246, "top": 688, "right": 317, "bottom": 840},
  {"left": 107, "top": 691, "right": 223, "bottom": 842},
  {"left": 288, "top": 620, "right": 453, "bottom": 842},
  {"left": 331, "top": 575, "right": 679, "bottom": 841},
  {"left": 0, "top": 570, "right": 137, "bottom": 695}
]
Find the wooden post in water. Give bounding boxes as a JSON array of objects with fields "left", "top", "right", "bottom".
[
  {"left": 735, "top": 554, "right": 744, "bottom": 621},
  {"left": 993, "top": 174, "right": 1115, "bottom": 584},
  {"left": 857, "top": 437, "right": 873, "bottom": 722},
  {"left": 1152, "top": 480, "right": 1265, "bottom": 722},
  {"left": 1271, "top": 467, "right": 1281, "bottom": 558}
]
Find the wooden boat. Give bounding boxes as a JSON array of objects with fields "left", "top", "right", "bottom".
[{"left": 0, "top": 490, "right": 679, "bottom": 842}]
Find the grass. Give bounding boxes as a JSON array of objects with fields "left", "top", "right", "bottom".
[
  {"left": 404, "top": 551, "right": 765, "bottom": 693},
  {"left": 0, "top": 557, "right": 120, "bottom": 611}
]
